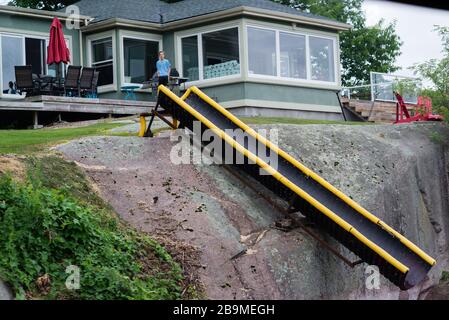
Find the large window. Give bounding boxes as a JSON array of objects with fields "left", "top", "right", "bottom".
[
  {"left": 202, "top": 28, "right": 240, "bottom": 79},
  {"left": 180, "top": 27, "right": 240, "bottom": 82},
  {"left": 309, "top": 36, "right": 335, "bottom": 82},
  {"left": 123, "top": 38, "right": 159, "bottom": 84},
  {"left": 247, "top": 26, "right": 337, "bottom": 83},
  {"left": 1, "top": 35, "right": 24, "bottom": 93},
  {"left": 248, "top": 27, "right": 276, "bottom": 76},
  {"left": 181, "top": 36, "right": 199, "bottom": 81},
  {"left": 91, "top": 37, "right": 114, "bottom": 87},
  {"left": 1, "top": 34, "right": 70, "bottom": 93},
  {"left": 280, "top": 32, "right": 306, "bottom": 79}
]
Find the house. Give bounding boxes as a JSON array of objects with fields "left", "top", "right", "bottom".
[{"left": 0, "top": 0, "right": 351, "bottom": 120}]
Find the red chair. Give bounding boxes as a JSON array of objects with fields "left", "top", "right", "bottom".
[{"left": 394, "top": 92, "right": 444, "bottom": 124}]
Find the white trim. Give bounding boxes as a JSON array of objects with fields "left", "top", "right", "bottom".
[
  {"left": 118, "top": 30, "right": 162, "bottom": 87},
  {"left": 240, "top": 19, "right": 249, "bottom": 82},
  {"left": 198, "top": 33, "right": 204, "bottom": 81},
  {"left": 275, "top": 29, "right": 280, "bottom": 77},
  {"left": 243, "top": 17, "right": 340, "bottom": 38},
  {"left": 175, "top": 20, "right": 243, "bottom": 84},
  {"left": 79, "top": 6, "right": 350, "bottom": 33},
  {"left": 166, "top": 6, "right": 351, "bottom": 32},
  {"left": 305, "top": 33, "right": 311, "bottom": 81},
  {"left": 179, "top": 76, "right": 340, "bottom": 91},
  {"left": 245, "top": 21, "right": 339, "bottom": 86},
  {"left": 220, "top": 99, "right": 342, "bottom": 113},
  {"left": 0, "top": 26, "right": 71, "bottom": 41},
  {"left": 245, "top": 73, "right": 340, "bottom": 90},
  {"left": 80, "top": 30, "right": 84, "bottom": 67},
  {"left": 86, "top": 30, "right": 117, "bottom": 93},
  {"left": 335, "top": 32, "right": 341, "bottom": 87}
]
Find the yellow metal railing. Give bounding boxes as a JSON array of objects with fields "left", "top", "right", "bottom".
[
  {"left": 157, "top": 85, "right": 422, "bottom": 274},
  {"left": 180, "top": 85, "right": 436, "bottom": 268}
]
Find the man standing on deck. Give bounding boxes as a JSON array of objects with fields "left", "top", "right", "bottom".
[
  {"left": 156, "top": 50, "right": 171, "bottom": 87},
  {"left": 144, "top": 50, "right": 172, "bottom": 137}
]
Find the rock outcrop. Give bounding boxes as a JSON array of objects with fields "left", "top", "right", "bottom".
[
  {"left": 0, "top": 280, "right": 13, "bottom": 300},
  {"left": 57, "top": 122, "right": 449, "bottom": 300},
  {"left": 243, "top": 122, "right": 449, "bottom": 299}
]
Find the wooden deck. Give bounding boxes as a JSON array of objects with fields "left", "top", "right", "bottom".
[
  {"left": 341, "top": 97, "right": 413, "bottom": 122},
  {"left": 0, "top": 95, "right": 155, "bottom": 115}
]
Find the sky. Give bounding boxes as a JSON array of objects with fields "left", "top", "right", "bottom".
[
  {"left": 363, "top": 0, "right": 449, "bottom": 79},
  {"left": 1, "top": 0, "right": 448, "bottom": 80}
]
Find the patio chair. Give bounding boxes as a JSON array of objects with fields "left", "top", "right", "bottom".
[
  {"left": 79, "top": 67, "right": 95, "bottom": 97},
  {"left": 85, "top": 71, "right": 100, "bottom": 98},
  {"left": 64, "top": 65, "right": 82, "bottom": 97},
  {"left": 93, "top": 71, "right": 99, "bottom": 97},
  {"left": 15, "top": 66, "right": 40, "bottom": 96}
]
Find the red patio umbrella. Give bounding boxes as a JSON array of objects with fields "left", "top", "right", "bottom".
[{"left": 47, "top": 17, "right": 70, "bottom": 78}]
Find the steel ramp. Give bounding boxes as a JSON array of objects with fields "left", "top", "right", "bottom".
[{"left": 156, "top": 85, "right": 436, "bottom": 290}]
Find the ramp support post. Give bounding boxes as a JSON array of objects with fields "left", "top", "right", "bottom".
[
  {"left": 32, "top": 111, "right": 43, "bottom": 129},
  {"left": 223, "top": 166, "right": 363, "bottom": 269},
  {"left": 138, "top": 114, "right": 147, "bottom": 137},
  {"left": 141, "top": 104, "right": 179, "bottom": 138}
]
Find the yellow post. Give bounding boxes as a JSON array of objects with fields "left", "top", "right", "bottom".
[
  {"left": 173, "top": 118, "right": 179, "bottom": 129},
  {"left": 138, "top": 115, "right": 147, "bottom": 137}
]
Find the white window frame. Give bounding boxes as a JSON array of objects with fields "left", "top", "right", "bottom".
[
  {"left": 118, "top": 30, "right": 162, "bottom": 88},
  {"left": 0, "top": 28, "right": 72, "bottom": 98},
  {"left": 176, "top": 22, "right": 243, "bottom": 86},
  {"left": 86, "top": 30, "right": 117, "bottom": 93},
  {"left": 245, "top": 23, "right": 339, "bottom": 86}
]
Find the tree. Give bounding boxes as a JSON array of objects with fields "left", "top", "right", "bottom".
[
  {"left": 412, "top": 26, "right": 449, "bottom": 113},
  {"left": 274, "top": 0, "right": 402, "bottom": 86},
  {"left": 8, "top": 0, "right": 77, "bottom": 11}
]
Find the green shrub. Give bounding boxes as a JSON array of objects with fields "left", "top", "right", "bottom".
[
  {"left": 0, "top": 176, "right": 182, "bottom": 300},
  {"left": 441, "top": 271, "right": 449, "bottom": 282}
]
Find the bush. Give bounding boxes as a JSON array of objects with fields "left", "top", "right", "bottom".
[
  {"left": 441, "top": 271, "right": 449, "bottom": 282},
  {"left": 0, "top": 176, "right": 182, "bottom": 300}
]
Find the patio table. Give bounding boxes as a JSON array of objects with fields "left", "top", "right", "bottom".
[
  {"left": 38, "top": 75, "right": 64, "bottom": 96},
  {"left": 121, "top": 85, "right": 140, "bottom": 100}
]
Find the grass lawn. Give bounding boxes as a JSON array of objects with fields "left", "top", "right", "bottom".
[
  {"left": 240, "top": 116, "right": 374, "bottom": 126},
  {"left": 0, "top": 116, "right": 372, "bottom": 155},
  {"left": 0, "top": 122, "right": 129, "bottom": 154}
]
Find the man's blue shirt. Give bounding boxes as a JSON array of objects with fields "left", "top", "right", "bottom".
[{"left": 157, "top": 59, "right": 171, "bottom": 77}]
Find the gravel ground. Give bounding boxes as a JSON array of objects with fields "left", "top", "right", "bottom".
[{"left": 0, "top": 280, "right": 12, "bottom": 300}]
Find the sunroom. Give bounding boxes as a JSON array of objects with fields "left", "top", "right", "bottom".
[
  {"left": 175, "top": 19, "right": 339, "bottom": 89},
  {"left": 171, "top": 18, "right": 342, "bottom": 119}
]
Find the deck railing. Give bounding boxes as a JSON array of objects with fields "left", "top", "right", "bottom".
[{"left": 341, "top": 72, "right": 422, "bottom": 104}]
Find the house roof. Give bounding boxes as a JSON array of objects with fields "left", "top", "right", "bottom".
[
  {"left": 70, "top": 0, "right": 347, "bottom": 29},
  {"left": 0, "top": 4, "right": 91, "bottom": 23}
]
